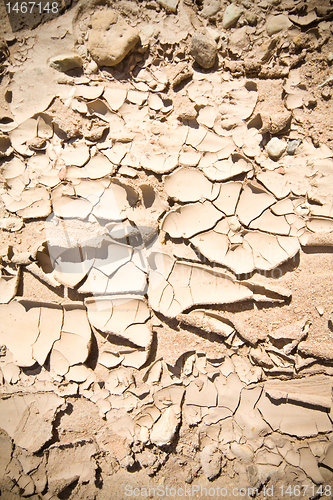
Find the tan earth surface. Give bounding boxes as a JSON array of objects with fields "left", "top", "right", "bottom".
[{"left": 1, "top": 0, "right": 333, "bottom": 498}]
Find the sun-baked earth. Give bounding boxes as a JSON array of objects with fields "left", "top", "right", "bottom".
[{"left": 1, "top": 0, "right": 333, "bottom": 498}]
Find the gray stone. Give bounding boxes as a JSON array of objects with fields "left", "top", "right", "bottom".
[
  {"left": 201, "top": 0, "right": 221, "bottom": 18},
  {"left": 266, "top": 14, "right": 291, "bottom": 36},
  {"left": 222, "top": 4, "right": 243, "bottom": 29},
  {"left": 157, "top": 0, "right": 179, "bottom": 13},
  {"left": 265, "top": 137, "right": 287, "bottom": 159},
  {"left": 245, "top": 12, "right": 257, "bottom": 26},
  {"left": 200, "top": 444, "right": 222, "bottom": 479},
  {"left": 190, "top": 30, "right": 217, "bottom": 69},
  {"left": 49, "top": 53, "right": 83, "bottom": 72},
  {"left": 287, "top": 139, "right": 302, "bottom": 155},
  {"left": 88, "top": 10, "right": 140, "bottom": 67}
]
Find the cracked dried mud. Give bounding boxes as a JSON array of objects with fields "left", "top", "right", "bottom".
[{"left": 1, "top": 0, "right": 333, "bottom": 498}]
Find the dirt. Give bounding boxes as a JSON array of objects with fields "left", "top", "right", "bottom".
[{"left": 1, "top": 0, "right": 333, "bottom": 498}]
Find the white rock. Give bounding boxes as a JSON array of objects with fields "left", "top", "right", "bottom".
[
  {"left": 150, "top": 405, "right": 180, "bottom": 446},
  {"left": 266, "top": 15, "right": 291, "bottom": 36},
  {"left": 157, "top": 0, "right": 179, "bottom": 13},
  {"left": 201, "top": 0, "right": 221, "bottom": 18},
  {"left": 222, "top": 4, "right": 243, "bottom": 29},
  {"left": 266, "top": 137, "right": 287, "bottom": 159}
]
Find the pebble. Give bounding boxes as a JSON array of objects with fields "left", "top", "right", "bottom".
[
  {"left": 190, "top": 30, "right": 217, "bottom": 69},
  {"left": 321, "top": 87, "right": 331, "bottom": 100},
  {"left": 85, "top": 60, "right": 98, "bottom": 75},
  {"left": 222, "top": 4, "right": 243, "bottom": 29},
  {"left": 49, "top": 53, "right": 83, "bottom": 72},
  {"left": 201, "top": 0, "right": 221, "bottom": 18},
  {"left": 286, "top": 138, "right": 302, "bottom": 155},
  {"left": 157, "top": 0, "right": 179, "bottom": 13},
  {"left": 269, "top": 111, "right": 291, "bottom": 133},
  {"left": 327, "top": 52, "right": 333, "bottom": 63},
  {"left": 265, "top": 137, "right": 287, "bottom": 159},
  {"left": 266, "top": 14, "right": 291, "bottom": 36},
  {"left": 245, "top": 12, "right": 258, "bottom": 26}
]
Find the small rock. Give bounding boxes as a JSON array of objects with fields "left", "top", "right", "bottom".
[
  {"left": 85, "top": 60, "right": 99, "bottom": 75},
  {"left": 150, "top": 406, "right": 180, "bottom": 446},
  {"left": 157, "top": 0, "right": 179, "bottom": 13},
  {"left": 190, "top": 30, "right": 217, "bottom": 69},
  {"left": 266, "top": 14, "right": 291, "bottom": 36},
  {"left": 49, "top": 53, "right": 83, "bottom": 72},
  {"left": 286, "top": 138, "right": 302, "bottom": 155},
  {"left": 88, "top": 10, "right": 140, "bottom": 67},
  {"left": 321, "top": 87, "right": 331, "bottom": 100},
  {"left": 228, "top": 26, "right": 249, "bottom": 54},
  {"left": 269, "top": 111, "right": 291, "bottom": 133},
  {"left": 245, "top": 12, "right": 258, "bottom": 26},
  {"left": 201, "top": 0, "right": 221, "bottom": 18},
  {"left": 265, "top": 137, "right": 287, "bottom": 159},
  {"left": 327, "top": 52, "right": 333, "bottom": 63},
  {"left": 26, "top": 137, "right": 47, "bottom": 150},
  {"left": 200, "top": 444, "right": 222, "bottom": 480},
  {"left": 222, "top": 4, "right": 243, "bottom": 29}
]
